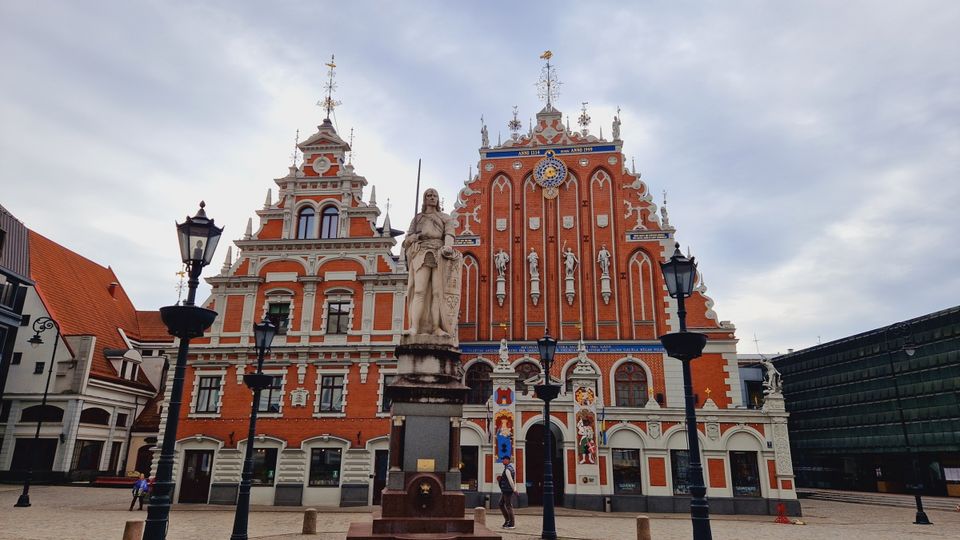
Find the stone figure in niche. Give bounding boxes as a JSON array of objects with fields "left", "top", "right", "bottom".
[
  {"left": 596, "top": 244, "right": 611, "bottom": 276},
  {"left": 759, "top": 357, "right": 783, "bottom": 395},
  {"left": 494, "top": 248, "right": 510, "bottom": 278},
  {"left": 527, "top": 248, "right": 539, "bottom": 278},
  {"left": 563, "top": 247, "right": 579, "bottom": 278},
  {"left": 403, "top": 188, "right": 462, "bottom": 337}
]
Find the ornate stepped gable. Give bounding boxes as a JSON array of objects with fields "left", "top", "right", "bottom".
[{"left": 451, "top": 102, "right": 726, "bottom": 346}]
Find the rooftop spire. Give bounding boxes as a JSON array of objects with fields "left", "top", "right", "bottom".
[
  {"left": 348, "top": 127, "right": 354, "bottom": 164},
  {"left": 536, "top": 50, "right": 561, "bottom": 108},
  {"left": 318, "top": 54, "right": 341, "bottom": 120},
  {"left": 578, "top": 101, "right": 591, "bottom": 135},
  {"left": 290, "top": 129, "right": 300, "bottom": 169}
]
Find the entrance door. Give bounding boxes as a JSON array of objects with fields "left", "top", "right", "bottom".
[
  {"left": 372, "top": 449, "right": 389, "bottom": 505},
  {"left": 11, "top": 438, "right": 58, "bottom": 473},
  {"left": 178, "top": 450, "right": 213, "bottom": 503},
  {"left": 524, "top": 422, "right": 564, "bottom": 506}
]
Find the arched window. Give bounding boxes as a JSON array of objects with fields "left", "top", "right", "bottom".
[
  {"left": 514, "top": 361, "right": 541, "bottom": 393},
  {"left": 465, "top": 362, "right": 493, "bottom": 405},
  {"left": 615, "top": 362, "right": 648, "bottom": 407},
  {"left": 320, "top": 206, "right": 339, "bottom": 239},
  {"left": 296, "top": 207, "right": 316, "bottom": 239},
  {"left": 20, "top": 404, "right": 64, "bottom": 423},
  {"left": 79, "top": 407, "right": 111, "bottom": 425}
]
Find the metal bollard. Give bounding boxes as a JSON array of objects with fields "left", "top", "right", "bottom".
[
  {"left": 302, "top": 508, "right": 318, "bottom": 535},
  {"left": 474, "top": 506, "right": 486, "bottom": 526},
  {"left": 604, "top": 496, "right": 612, "bottom": 513},
  {"left": 636, "top": 515, "right": 651, "bottom": 540},
  {"left": 121, "top": 520, "right": 143, "bottom": 540}
]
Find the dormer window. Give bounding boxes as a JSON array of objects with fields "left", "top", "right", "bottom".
[
  {"left": 297, "top": 207, "right": 317, "bottom": 239},
  {"left": 320, "top": 206, "right": 339, "bottom": 239}
]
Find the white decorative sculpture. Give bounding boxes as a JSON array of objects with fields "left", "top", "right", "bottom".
[
  {"left": 563, "top": 247, "right": 578, "bottom": 305},
  {"left": 563, "top": 247, "right": 579, "bottom": 278},
  {"left": 402, "top": 188, "right": 463, "bottom": 338},
  {"left": 494, "top": 249, "right": 510, "bottom": 278},
  {"left": 760, "top": 357, "right": 783, "bottom": 395},
  {"left": 481, "top": 121, "right": 489, "bottom": 148},
  {"left": 596, "top": 245, "right": 611, "bottom": 277},
  {"left": 527, "top": 248, "right": 539, "bottom": 278},
  {"left": 597, "top": 244, "right": 612, "bottom": 305},
  {"left": 527, "top": 248, "right": 541, "bottom": 306},
  {"left": 612, "top": 111, "right": 621, "bottom": 141}
]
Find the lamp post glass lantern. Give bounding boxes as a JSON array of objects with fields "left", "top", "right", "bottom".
[
  {"left": 14, "top": 317, "right": 61, "bottom": 508},
  {"left": 658, "top": 243, "right": 712, "bottom": 540},
  {"left": 231, "top": 317, "right": 277, "bottom": 540},
  {"left": 144, "top": 202, "right": 222, "bottom": 540},
  {"left": 534, "top": 329, "right": 560, "bottom": 540}
]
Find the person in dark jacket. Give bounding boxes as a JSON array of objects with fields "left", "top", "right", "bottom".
[
  {"left": 497, "top": 456, "right": 517, "bottom": 529},
  {"left": 129, "top": 473, "right": 149, "bottom": 511}
]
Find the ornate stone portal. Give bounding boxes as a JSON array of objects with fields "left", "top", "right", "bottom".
[{"left": 347, "top": 189, "right": 498, "bottom": 539}]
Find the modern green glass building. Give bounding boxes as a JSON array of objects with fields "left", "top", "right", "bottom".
[{"left": 773, "top": 305, "right": 960, "bottom": 497}]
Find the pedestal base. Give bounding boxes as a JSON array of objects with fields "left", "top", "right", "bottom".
[{"left": 346, "top": 511, "right": 501, "bottom": 540}]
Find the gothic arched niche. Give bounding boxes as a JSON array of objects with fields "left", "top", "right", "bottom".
[{"left": 628, "top": 249, "right": 658, "bottom": 339}]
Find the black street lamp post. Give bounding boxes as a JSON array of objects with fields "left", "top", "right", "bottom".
[
  {"left": 534, "top": 330, "right": 559, "bottom": 540},
  {"left": 14, "top": 316, "right": 61, "bottom": 508},
  {"left": 230, "top": 317, "right": 278, "bottom": 540},
  {"left": 886, "top": 323, "right": 932, "bottom": 526},
  {"left": 658, "top": 243, "right": 712, "bottom": 540},
  {"left": 144, "top": 202, "right": 222, "bottom": 540}
]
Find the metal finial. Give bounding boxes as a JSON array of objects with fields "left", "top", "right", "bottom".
[
  {"left": 578, "top": 102, "right": 591, "bottom": 130},
  {"left": 536, "top": 50, "right": 561, "bottom": 107},
  {"left": 348, "top": 127, "right": 354, "bottom": 164},
  {"left": 290, "top": 129, "right": 300, "bottom": 168},
  {"left": 317, "top": 54, "right": 341, "bottom": 120},
  {"left": 508, "top": 105, "right": 522, "bottom": 135}
]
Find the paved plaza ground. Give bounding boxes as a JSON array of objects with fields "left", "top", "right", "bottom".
[{"left": 1, "top": 485, "right": 957, "bottom": 539}]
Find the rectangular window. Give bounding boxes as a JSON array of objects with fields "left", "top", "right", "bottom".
[
  {"left": 612, "top": 448, "right": 643, "bottom": 494},
  {"left": 308, "top": 448, "right": 342, "bottom": 486},
  {"left": 325, "top": 301, "right": 350, "bottom": 334},
  {"left": 730, "top": 451, "right": 761, "bottom": 497},
  {"left": 11, "top": 352, "right": 21, "bottom": 365},
  {"left": 72, "top": 440, "right": 104, "bottom": 471},
  {"left": 119, "top": 361, "right": 128, "bottom": 379},
  {"left": 251, "top": 447, "right": 278, "bottom": 486},
  {"left": 671, "top": 449, "right": 691, "bottom": 495},
  {"left": 319, "top": 375, "right": 344, "bottom": 412},
  {"left": 745, "top": 380, "right": 765, "bottom": 409},
  {"left": 0, "top": 400, "right": 10, "bottom": 422},
  {"left": 115, "top": 413, "right": 128, "bottom": 427},
  {"left": 380, "top": 375, "right": 396, "bottom": 413},
  {"left": 257, "top": 375, "right": 283, "bottom": 413},
  {"left": 268, "top": 303, "right": 290, "bottom": 335},
  {"left": 460, "top": 446, "right": 479, "bottom": 491},
  {"left": 34, "top": 362, "right": 44, "bottom": 375},
  {"left": 196, "top": 376, "right": 221, "bottom": 413},
  {"left": 108, "top": 441, "right": 123, "bottom": 473}
]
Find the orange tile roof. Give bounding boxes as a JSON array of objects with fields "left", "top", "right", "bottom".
[{"left": 28, "top": 230, "right": 171, "bottom": 391}]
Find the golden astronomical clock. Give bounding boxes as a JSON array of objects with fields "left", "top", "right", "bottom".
[{"left": 533, "top": 150, "right": 568, "bottom": 199}]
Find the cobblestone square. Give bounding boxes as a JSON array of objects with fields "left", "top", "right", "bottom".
[{"left": 2, "top": 485, "right": 957, "bottom": 540}]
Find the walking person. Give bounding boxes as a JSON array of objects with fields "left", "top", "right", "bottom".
[
  {"left": 497, "top": 455, "right": 517, "bottom": 529},
  {"left": 129, "top": 473, "right": 148, "bottom": 511}
]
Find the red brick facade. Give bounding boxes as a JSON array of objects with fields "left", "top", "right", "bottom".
[{"left": 166, "top": 95, "right": 796, "bottom": 514}]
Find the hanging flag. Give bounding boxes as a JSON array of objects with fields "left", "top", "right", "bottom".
[{"left": 599, "top": 406, "right": 607, "bottom": 446}]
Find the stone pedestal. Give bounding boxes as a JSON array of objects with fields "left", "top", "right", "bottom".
[{"left": 346, "top": 335, "right": 500, "bottom": 540}]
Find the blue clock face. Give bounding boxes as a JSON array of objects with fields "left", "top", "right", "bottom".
[{"left": 534, "top": 151, "right": 568, "bottom": 189}]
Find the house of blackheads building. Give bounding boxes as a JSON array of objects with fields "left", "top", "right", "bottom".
[{"left": 168, "top": 60, "right": 799, "bottom": 516}]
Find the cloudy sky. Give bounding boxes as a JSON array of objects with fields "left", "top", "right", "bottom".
[{"left": 2, "top": 1, "right": 957, "bottom": 353}]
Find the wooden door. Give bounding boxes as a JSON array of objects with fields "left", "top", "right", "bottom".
[
  {"left": 372, "top": 449, "right": 389, "bottom": 505},
  {"left": 178, "top": 450, "right": 213, "bottom": 503},
  {"left": 524, "top": 423, "right": 564, "bottom": 506}
]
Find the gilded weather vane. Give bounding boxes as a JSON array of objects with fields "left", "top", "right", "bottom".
[
  {"left": 317, "top": 54, "right": 341, "bottom": 120},
  {"left": 536, "top": 50, "right": 561, "bottom": 107}
]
